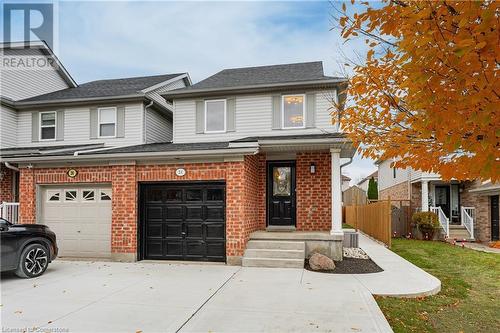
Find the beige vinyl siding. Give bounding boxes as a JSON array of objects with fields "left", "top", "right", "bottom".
[
  {"left": 173, "top": 89, "right": 338, "bottom": 143},
  {"left": 0, "top": 105, "right": 17, "bottom": 148},
  {"left": 0, "top": 48, "right": 70, "bottom": 101},
  {"left": 378, "top": 160, "right": 410, "bottom": 191},
  {"left": 16, "top": 103, "right": 144, "bottom": 147},
  {"left": 145, "top": 109, "right": 172, "bottom": 143}
]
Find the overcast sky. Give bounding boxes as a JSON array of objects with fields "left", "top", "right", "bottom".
[{"left": 7, "top": 0, "right": 378, "bottom": 184}]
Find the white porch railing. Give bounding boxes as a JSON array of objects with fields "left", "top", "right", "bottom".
[
  {"left": 461, "top": 206, "right": 475, "bottom": 240},
  {"left": 0, "top": 202, "right": 19, "bottom": 224},
  {"left": 430, "top": 206, "right": 449, "bottom": 238}
]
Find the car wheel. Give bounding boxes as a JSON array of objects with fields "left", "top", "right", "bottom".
[{"left": 15, "top": 244, "right": 49, "bottom": 278}]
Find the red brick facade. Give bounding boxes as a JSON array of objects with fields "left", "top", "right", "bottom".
[
  {"left": 0, "top": 166, "right": 14, "bottom": 203},
  {"left": 16, "top": 151, "right": 336, "bottom": 260},
  {"left": 296, "top": 151, "right": 331, "bottom": 231}
]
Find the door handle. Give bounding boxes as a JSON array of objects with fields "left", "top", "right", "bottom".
[{"left": 181, "top": 231, "right": 186, "bottom": 238}]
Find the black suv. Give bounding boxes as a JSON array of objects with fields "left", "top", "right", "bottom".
[{"left": 0, "top": 218, "right": 58, "bottom": 278}]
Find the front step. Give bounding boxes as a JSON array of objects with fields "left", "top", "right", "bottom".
[
  {"left": 244, "top": 248, "right": 304, "bottom": 259},
  {"left": 246, "top": 240, "right": 305, "bottom": 251},
  {"left": 242, "top": 257, "right": 304, "bottom": 268},
  {"left": 447, "top": 226, "right": 474, "bottom": 242},
  {"left": 242, "top": 240, "right": 305, "bottom": 268}
]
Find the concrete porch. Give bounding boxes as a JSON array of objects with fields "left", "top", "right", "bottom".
[{"left": 242, "top": 231, "right": 344, "bottom": 268}]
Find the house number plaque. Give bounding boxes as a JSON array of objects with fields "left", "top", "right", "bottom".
[
  {"left": 67, "top": 169, "right": 78, "bottom": 178},
  {"left": 175, "top": 168, "right": 186, "bottom": 177}
]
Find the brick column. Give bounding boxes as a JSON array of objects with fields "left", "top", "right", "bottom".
[
  {"left": 225, "top": 161, "right": 245, "bottom": 262},
  {"left": 19, "top": 167, "right": 36, "bottom": 224},
  {"left": 0, "top": 167, "right": 14, "bottom": 203},
  {"left": 111, "top": 164, "right": 137, "bottom": 261}
]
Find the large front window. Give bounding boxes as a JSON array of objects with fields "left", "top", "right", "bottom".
[
  {"left": 282, "top": 95, "right": 305, "bottom": 129},
  {"left": 98, "top": 107, "right": 117, "bottom": 137},
  {"left": 205, "top": 100, "right": 226, "bottom": 133},
  {"left": 40, "top": 111, "right": 56, "bottom": 140}
]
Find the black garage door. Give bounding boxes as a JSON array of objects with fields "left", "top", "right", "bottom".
[{"left": 140, "top": 182, "right": 226, "bottom": 262}]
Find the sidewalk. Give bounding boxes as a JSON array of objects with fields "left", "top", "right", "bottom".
[
  {"left": 355, "top": 234, "right": 441, "bottom": 298},
  {"left": 457, "top": 241, "right": 500, "bottom": 254}
]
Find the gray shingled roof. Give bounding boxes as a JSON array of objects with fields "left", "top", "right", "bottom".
[
  {"left": 19, "top": 73, "right": 185, "bottom": 103},
  {"left": 231, "top": 133, "right": 346, "bottom": 142},
  {"left": 164, "top": 62, "right": 345, "bottom": 96}
]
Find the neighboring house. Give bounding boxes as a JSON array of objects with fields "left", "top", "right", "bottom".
[
  {"left": 357, "top": 171, "right": 378, "bottom": 192},
  {"left": 1, "top": 43, "right": 355, "bottom": 265},
  {"left": 377, "top": 159, "right": 500, "bottom": 243},
  {"left": 342, "top": 175, "right": 351, "bottom": 192}
]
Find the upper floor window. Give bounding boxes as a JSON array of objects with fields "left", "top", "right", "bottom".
[
  {"left": 205, "top": 99, "right": 226, "bottom": 133},
  {"left": 282, "top": 95, "right": 305, "bottom": 129},
  {"left": 393, "top": 167, "right": 397, "bottom": 178},
  {"left": 98, "top": 107, "right": 117, "bottom": 138},
  {"left": 40, "top": 111, "right": 56, "bottom": 140}
]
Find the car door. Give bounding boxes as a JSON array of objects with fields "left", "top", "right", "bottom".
[{"left": 0, "top": 218, "right": 18, "bottom": 271}]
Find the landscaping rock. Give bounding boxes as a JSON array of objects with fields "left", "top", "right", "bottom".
[
  {"left": 343, "top": 247, "right": 369, "bottom": 259},
  {"left": 309, "top": 253, "right": 335, "bottom": 271}
]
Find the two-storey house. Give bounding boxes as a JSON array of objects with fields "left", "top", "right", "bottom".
[
  {"left": 377, "top": 159, "right": 499, "bottom": 243},
  {"left": 1, "top": 43, "right": 355, "bottom": 266}
]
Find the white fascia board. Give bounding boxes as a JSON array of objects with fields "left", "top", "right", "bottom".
[{"left": 141, "top": 74, "right": 190, "bottom": 93}]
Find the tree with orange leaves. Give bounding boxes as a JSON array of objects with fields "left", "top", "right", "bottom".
[{"left": 334, "top": 0, "right": 499, "bottom": 181}]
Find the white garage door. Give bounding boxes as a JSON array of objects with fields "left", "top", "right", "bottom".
[{"left": 40, "top": 185, "right": 112, "bottom": 258}]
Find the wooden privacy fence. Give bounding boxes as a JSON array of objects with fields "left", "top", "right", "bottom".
[{"left": 344, "top": 200, "right": 392, "bottom": 247}]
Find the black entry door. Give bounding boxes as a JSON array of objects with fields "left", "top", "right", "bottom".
[
  {"left": 267, "top": 161, "right": 296, "bottom": 226},
  {"left": 435, "top": 186, "right": 451, "bottom": 219},
  {"left": 491, "top": 195, "right": 499, "bottom": 241},
  {"left": 140, "top": 182, "right": 226, "bottom": 262}
]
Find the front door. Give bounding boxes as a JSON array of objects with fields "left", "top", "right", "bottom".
[
  {"left": 491, "top": 195, "right": 499, "bottom": 241},
  {"left": 435, "top": 186, "right": 451, "bottom": 220},
  {"left": 267, "top": 161, "right": 296, "bottom": 226}
]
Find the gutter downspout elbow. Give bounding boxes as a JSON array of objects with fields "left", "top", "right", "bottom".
[{"left": 4, "top": 162, "right": 20, "bottom": 172}]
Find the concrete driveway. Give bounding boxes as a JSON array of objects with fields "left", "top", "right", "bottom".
[{"left": 1, "top": 260, "right": 392, "bottom": 333}]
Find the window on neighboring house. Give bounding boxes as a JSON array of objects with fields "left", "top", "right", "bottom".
[
  {"left": 205, "top": 100, "right": 226, "bottom": 133},
  {"left": 40, "top": 111, "right": 56, "bottom": 140},
  {"left": 98, "top": 107, "right": 117, "bottom": 137},
  {"left": 393, "top": 167, "right": 397, "bottom": 178},
  {"left": 282, "top": 95, "right": 305, "bottom": 129}
]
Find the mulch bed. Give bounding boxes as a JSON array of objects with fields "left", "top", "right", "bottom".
[{"left": 305, "top": 257, "right": 383, "bottom": 274}]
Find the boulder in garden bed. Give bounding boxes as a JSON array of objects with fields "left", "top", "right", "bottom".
[{"left": 309, "top": 253, "right": 335, "bottom": 271}]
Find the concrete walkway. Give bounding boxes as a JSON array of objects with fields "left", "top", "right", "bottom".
[
  {"left": 458, "top": 241, "right": 500, "bottom": 254},
  {"left": 355, "top": 234, "right": 441, "bottom": 297}
]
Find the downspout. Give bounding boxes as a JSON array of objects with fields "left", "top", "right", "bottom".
[
  {"left": 143, "top": 100, "right": 154, "bottom": 144},
  {"left": 4, "top": 162, "right": 19, "bottom": 172}
]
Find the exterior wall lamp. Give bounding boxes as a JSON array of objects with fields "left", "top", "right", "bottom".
[{"left": 310, "top": 163, "right": 316, "bottom": 174}]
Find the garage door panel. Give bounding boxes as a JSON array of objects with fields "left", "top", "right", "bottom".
[
  {"left": 185, "top": 206, "right": 203, "bottom": 220},
  {"left": 165, "top": 223, "right": 182, "bottom": 238},
  {"left": 165, "top": 241, "right": 183, "bottom": 257},
  {"left": 147, "top": 223, "right": 163, "bottom": 238},
  {"left": 206, "top": 241, "right": 225, "bottom": 257},
  {"left": 206, "top": 223, "right": 225, "bottom": 239},
  {"left": 186, "top": 223, "right": 203, "bottom": 238},
  {"left": 142, "top": 182, "right": 226, "bottom": 262},
  {"left": 147, "top": 206, "right": 163, "bottom": 220},
  {"left": 206, "top": 206, "right": 224, "bottom": 220},
  {"left": 41, "top": 185, "right": 112, "bottom": 258},
  {"left": 165, "top": 206, "right": 183, "bottom": 220}
]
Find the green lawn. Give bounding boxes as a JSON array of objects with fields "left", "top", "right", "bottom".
[{"left": 376, "top": 239, "right": 500, "bottom": 333}]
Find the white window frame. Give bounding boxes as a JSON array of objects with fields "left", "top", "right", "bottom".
[
  {"left": 204, "top": 99, "right": 226, "bottom": 134},
  {"left": 63, "top": 189, "right": 78, "bottom": 203},
  {"left": 82, "top": 189, "right": 96, "bottom": 203},
  {"left": 46, "top": 190, "right": 61, "bottom": 203},
  {"left": 39, "top": 111, "right": 57, "bottom": 141},
  {"left": 281, "top": 94, "right": 306, "bottom": 130},
  {"left": 99, "top": 189, "right": 112, "bottom": 202},
  {"left": 98, "top": 107, "right": 117, "bottom": 138}
]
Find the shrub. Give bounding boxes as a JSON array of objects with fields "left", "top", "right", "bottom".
[
  {"left": 412, "top": 212, "right": 440, "bottom": 240},
  {"left": 367, "top": 177, "right": 378, "bottom": 200}
]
